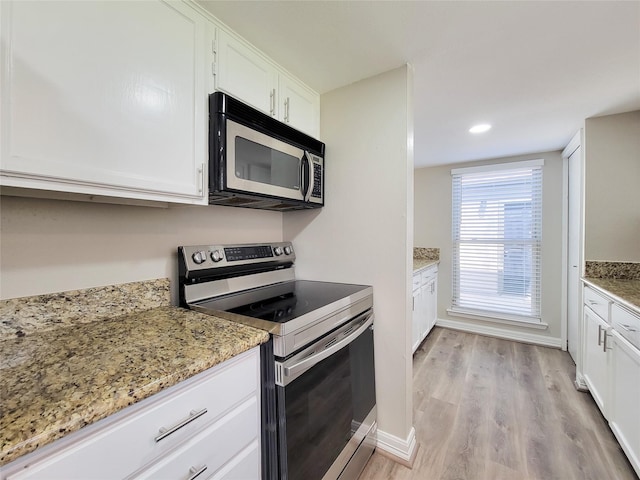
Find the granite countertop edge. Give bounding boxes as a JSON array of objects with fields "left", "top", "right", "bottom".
[
  {"left": 413, "top": 258, "right": 440, "bottom": 273},
  {"left": 0, "top": 305, "right": 269, "bottom": 467},
  {"left": 582, "top": 277, "right": 640, "bottom": 315}
]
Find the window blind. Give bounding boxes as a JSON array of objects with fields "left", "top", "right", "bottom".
[{"left": 451, "top": 162, "right": 543, "bottom": 321}]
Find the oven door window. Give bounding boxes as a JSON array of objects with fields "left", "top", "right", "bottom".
[
  {"left": 277, "top": 324, "right": 375, "bottom": 480},
  {"left": 226, "top": 119, "right": 304, "bottom": 200}
]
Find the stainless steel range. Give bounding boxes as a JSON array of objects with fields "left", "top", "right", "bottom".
[{"left": 178, "top": 242, "right": 377, "bottom": 480}]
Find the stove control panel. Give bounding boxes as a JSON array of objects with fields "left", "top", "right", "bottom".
[{"left": 179, "top": 242, "right": 295, "bottom": 272}]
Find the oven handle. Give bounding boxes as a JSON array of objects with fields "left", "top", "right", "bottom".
[{"left": 283, "top": 313, "right": 373, "bottom": 379}]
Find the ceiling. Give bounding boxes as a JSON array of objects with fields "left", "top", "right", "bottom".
[{"left": 198, "top": 1, "right": 640, "bottom": 168}]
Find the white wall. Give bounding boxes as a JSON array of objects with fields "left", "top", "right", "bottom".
[
  {"left": 414, "top": 150, "right": 565, "bottom": 345},
  {"left": 584, "top": 110, "right": 640, "bottom": 262},
  {"left": 0, "top": 195, "right": 282, "bottom": 302},
  {"left": 284, "top": 66, "right": 415, "bottom": 448}
]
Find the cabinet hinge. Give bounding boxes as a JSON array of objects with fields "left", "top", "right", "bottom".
[{"left": 211, "top": 32, "right": 217, "bottom": 78}]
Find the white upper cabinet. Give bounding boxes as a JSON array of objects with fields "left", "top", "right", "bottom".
[
  {"left": 214, "top": 28, "right": 278, "bottom": 118},
  {"left": 213, "top": 27, "right": 320, "bottom": 138},
  {"left": 0, "top": 1, "right": 208, "bottom": 204},
  {"left": 279, "top": 74, "right": 320, "bottom": 137}
]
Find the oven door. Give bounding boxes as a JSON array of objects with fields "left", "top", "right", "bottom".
[
  {"left": 226, "top": 119, "right": 318, "bottom": 202},
  {"left": 275, "top": 310, "right": 376, "bottom": 480}
]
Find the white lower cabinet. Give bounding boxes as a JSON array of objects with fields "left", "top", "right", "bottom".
[
  {"left": 609, "top": 327, "right": 640, "bottom": 475},
  {"left": 582, "top": 283, "right": 640, "bottom": 477},
  {"left": 412, "top": 264, "right": 438, "bottom": 353},
  {"left": 131, "top": 397, "right": 259, "bottom": 480},
  {"left": 412, "top": 282, "right": 421, "bottom": 352},
  {"left": 582, "top": 306, "right": 611, "bottom": 415},
  {"left": 2, "top": 348, "right": 261, "bottom": 480}
]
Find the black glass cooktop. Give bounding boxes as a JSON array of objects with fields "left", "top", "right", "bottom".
[{"left": 198, "top": 280, "right": 368, "bottom": 324}]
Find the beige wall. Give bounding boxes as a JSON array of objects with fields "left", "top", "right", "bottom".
[
  {"left": 584, "top": 110, "right": 640, "bottom": 262},
  {"left": 414, "top": 150, "right": 565, "bottom": 342},
  {"left": 284, "top": 66, "right": 415, "bottom": 444},
  {"left": 0, "top": 195, "right": 282, "bottom": 302}
]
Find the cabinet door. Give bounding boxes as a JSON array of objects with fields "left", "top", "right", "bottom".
[
  {"left": 279, "top": 73, "right": 320, "bottom": 137},
  {"left": 412, "top": 287, "right": 422, "bottom": 353},
  {"left": 425, "top": 277, "right": 438, "bottom": 333},
  {"left": 583, "top": 307, "right": 610, "bottom": 415},
  {"left": 0, "top": 1, "right": 208, "bottom": 203},
  {"left": 420, "top": 282, "right": 430, "bottom": 340},
  {"left": 215, "top": 29, "right": 277, "bottom": 117},
  {"left": 609, "top": 331, "right": 640, "bottom": 476}
]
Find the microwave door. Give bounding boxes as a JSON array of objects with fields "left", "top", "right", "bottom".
[{"left": 226, "top": 119, "right": 305, "bottom": 201}]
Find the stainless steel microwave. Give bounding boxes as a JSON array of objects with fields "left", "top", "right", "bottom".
[{"left": 208, "top": 92, "right": 325, "bottom": 211}]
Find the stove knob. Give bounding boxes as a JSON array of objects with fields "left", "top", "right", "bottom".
[
  {"left": 274, "top": 246, "right": 283, "bottom": 256},
  {"left": 192, "top": 251, "right": 206, "bottom": 264},
  {"left": 210, "top": 249, "right": 224, "bottom": 262},
  {"left": 284, "top": 246, "right": 292, "bottom": 255}
]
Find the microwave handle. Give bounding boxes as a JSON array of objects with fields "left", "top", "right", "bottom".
[{"left": 301, "top": 153, "right": 311, "bottom": 200}]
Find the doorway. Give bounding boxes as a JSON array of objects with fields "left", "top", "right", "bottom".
[{"left": 564, "top": 131, "right": 583, "bottom": 364}]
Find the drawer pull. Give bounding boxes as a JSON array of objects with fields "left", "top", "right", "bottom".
[
  {"left": 597, "top": 325, "right": 603, "bottom": 346},
  {"left": 155, "top": 408, "right": 208, "bottom": 442},
  {"left": 620, "top": 324, "right": 638, "bottom": 333},
  {"left": 188, "top": 465, "right": 208, "bottom": 480},
  {"left": 603, "top": 331, "right": 611, "bottom": 352}
]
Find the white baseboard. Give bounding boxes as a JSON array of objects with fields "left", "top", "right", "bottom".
[
  {"left": 574, "top": 372, "right": 589, "bottom": 391},
  {"left": 376, "top": 427, "right": 417, "bottom": 467},
  {"left": 436, "top": 318, "right": 562, "bottom": 348}
]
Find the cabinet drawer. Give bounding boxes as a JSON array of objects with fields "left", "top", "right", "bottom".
[
  {"left": 584, "top": 286, "right": 611, "bottom": 322},
  {"left": 421, "top": 266, "right": 438, "bottom": 286},
  {"left": 130, "top": 397, "right": 259, "bottom": 479},
  {"left": 412, "top": 274, "right": 421, "bottom": 291},
  {"left": 208, "top": 442, "right": 261, "bottom": 480},
  {"left": 6, "top": 350, "right": 259, "bottom": 480},
  {"left": 612, "top": 304, "right": 640, "bottom": 351}
]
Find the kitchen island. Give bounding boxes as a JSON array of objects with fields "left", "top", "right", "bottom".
[{"left": 0, "top": 279, "right": 269, "bottom": 470}]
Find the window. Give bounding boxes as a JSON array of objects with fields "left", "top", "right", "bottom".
[{"left": 451, "top": 160, "right": 543, "bottom": 322}]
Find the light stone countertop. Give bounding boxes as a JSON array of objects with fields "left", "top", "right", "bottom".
[
  {"left": 413, "top": 258, "right": 439, "bottom": 273},
  {"left": 582, "top": 277, "right": 640, "bottom": 315},
  {"left": 0, "top": 281, "right": 269, "bottom": 466}
]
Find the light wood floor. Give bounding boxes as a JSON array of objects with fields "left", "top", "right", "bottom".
[{"left": 360, "top": 327, "right": 639, "bottom": 480}]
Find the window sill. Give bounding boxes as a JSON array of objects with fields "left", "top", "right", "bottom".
[{"left": 446, "top": 307, "right": 548, "bottom": 330}]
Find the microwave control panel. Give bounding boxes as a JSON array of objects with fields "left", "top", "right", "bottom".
[{"left": 312, "top": 163, "right": 322, "bottom": 199}]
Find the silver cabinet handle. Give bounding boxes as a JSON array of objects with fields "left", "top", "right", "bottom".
[
  {"left": 284, "top": 97, "right": 288, "bottom": 122},
  {"left": 270, "top": 89, "right": 275, "bottom": 116},
  {"left": 188, "top": 465, "right": 208, "bottom": 480},
  {"left": 603, "top": 331, "right": 610, "bottom": 352},
  {"left": 154, "top": 408, "right": 207, "bottom": 442},
  {"left": 197, "top": 164, "right": 204, "bottom": 194},
  {"left": 597, "top": 324, "right": 603, "bottom": 346}
]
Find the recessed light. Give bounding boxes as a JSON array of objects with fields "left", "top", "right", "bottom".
[{"left": 469, "top": 124, "right": 492, "bottom": 134}]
